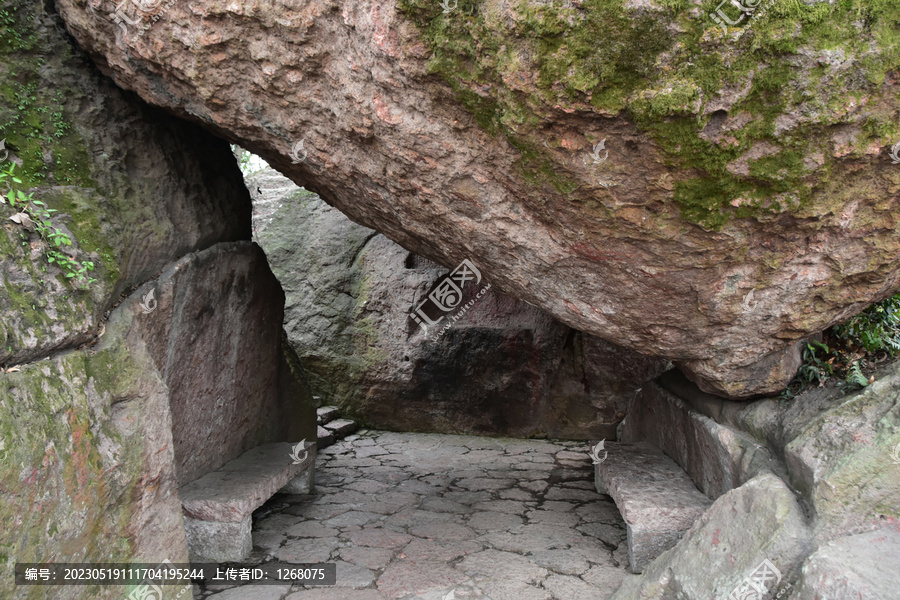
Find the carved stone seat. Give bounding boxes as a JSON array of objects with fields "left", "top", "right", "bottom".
[
  {"left": 595, "top": 441, "right": 711, "bottom": 573},
  {"left": 179, "top": 441, "right": 315, "bottom": 562}
]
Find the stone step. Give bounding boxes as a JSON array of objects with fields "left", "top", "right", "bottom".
[
  {"left": 594, "top": 441, "right": 712, "bottom": 574},
  {"left": 317, "top": 405, "right": 340, "bottom": 425},
  {"left": 179, "top": 441, "right": 316, "bottom": 562},
  {"left": 317, "top": 425, "right": 335, "bottom": 449},
  {"left": 324, "top": 418, "right": 357, "bottom": 438}
]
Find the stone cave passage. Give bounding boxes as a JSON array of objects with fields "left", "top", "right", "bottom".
[{"left": 196, "top": 430, "right": 629, "bottom": 600}]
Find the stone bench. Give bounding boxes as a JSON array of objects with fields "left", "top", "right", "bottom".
[
  {"left": 180, "top": 441, "right": 316, "bottom": 562},
  {"left": 594, "top": 441, "right": 711, "bottom": 573}
]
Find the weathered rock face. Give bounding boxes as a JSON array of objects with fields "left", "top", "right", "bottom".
[
  {"left": 251, "top": 168, "right": 666, "bottom": 438},
  {"left": 126, "top": 241, "right": 314, "bottom": 486},
  {"left": 611, "top": 473, "right": 813, "bottom": 599},
  {"left": 0, "top": 301, "right": 190, "bottom": 600},
  {"left": 793, "top": 527, "right": 900, "bottom": 600},
  {"left": 0, "top": 0, "right": 249, "bottom": 368},
  {"left": 56, "top": 0, "right": 900, "bottom": 397},
  {"left": 0, "top": 2, "right": 313, "bottom": 594}
]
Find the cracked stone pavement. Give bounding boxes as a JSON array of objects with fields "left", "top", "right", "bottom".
[{"left": 198, "top": 430, "right": 630, "bottom": 600}]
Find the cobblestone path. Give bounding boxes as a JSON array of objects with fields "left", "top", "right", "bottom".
[{"left": 199, "top": 430, "right": 630, "bottom": 600}]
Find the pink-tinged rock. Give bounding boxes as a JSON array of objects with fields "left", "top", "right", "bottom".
[
  {"left": 54, "top": 0, "right": 900, "bottom": 398},
  {"left": 793, "top": 528, "right": 900, "bottom": 600}
]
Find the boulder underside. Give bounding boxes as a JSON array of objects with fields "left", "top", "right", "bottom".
[{"left": 55, "top": 0, "right": 900, "bottom": 398}]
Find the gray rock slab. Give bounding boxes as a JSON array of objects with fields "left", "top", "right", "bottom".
[
  {"left": 181, "top": 442, "right": 316, "bottom": 522},
  {"left": 528, "top": 549, "right": 591, "bottom": 575},
  {"left": 576, "top": 522, "right": 626, "bottom": 547},
  {"left": 542, "top": 574, "right": 599, "bottom": 599},
  {"left": 377, "top": 559, "right": 469, "bottom": 598},
  {"left": 317, "top": 406, "right": 340, "bottom": 424},
  {"left": 273, "top": 537, "right": 340, "bottom": 564},
  {"left": 284, "top": 521, "right": 340, "bottom": 538},
  {"left": 620, "top": 374, "right": 774, "bottom": 499},
  {"left": 325, "top": 418, "right": 358, "bottom": 437},
  {"left": 343, "top": 528, "right": 413, "bottom": 549},
  {"left": 333, "top": 560, "right": 376, "bottom": 588},
  {"left": 468, "top": 511, "right": 524, "bottom": 532},
  {"left": 609, "top": 473, "right": 812, "bottom": 600},
  {"left": 793, "top": 528, "right": 900, "bottom": 600},
  {"left": 582, "top": 564, "right": 627, "bottom": 591},
  {"left": 401, "top": 537, "right": 484, "bottom": 562},
  {"left": 526, "top": 510, "right": 581, "bottom": 528},
  {"left": 595, "top": 441, "right": 711, "bottom": 572},
  {"left": 409, "top": 521, "right": 477, "bottom": 541},
  {"left": 339, "top": 546, "right": 396, "bottom": 570},
  {"left": 280, "top": 462, "right": 315, "bottom": 494},
  {"left": 317, "top": 426, "right": 335, "bottom": 448},
  {"left": 183, "top": 515, "right": 251, "bottom": 563},
  {"left": 457, "top": 549, "right": 548, "bottom": 583}
]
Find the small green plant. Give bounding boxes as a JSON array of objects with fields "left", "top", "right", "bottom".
[
  {"left": 1, "top": 162, "right": 95, "bottom": 287},
  {"left": 796, "top": 339, "right": 834, "bottom": 387},
  {"left": 232, "top": 145, "right": 270, "bottom": 177},
  {"left": 782, "top": 293, "right": 900, "bottom": 399},
  {"left": 833, "top": 294, "right": 900, "bottom": 355}
]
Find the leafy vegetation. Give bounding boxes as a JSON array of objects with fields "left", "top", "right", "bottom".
[
  {"left": 0, "top": 162, "right": 95, "bottom": 287},
  {"left": 233, "top": 145, "right": 270, "bottom": 176},
  {"left": 782, "top": 294, "right": 900, "bottom": 399}
]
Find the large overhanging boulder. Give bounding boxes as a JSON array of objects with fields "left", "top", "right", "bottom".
[{"left": 56, "top": 0, "right": 900, "bottom": 398}]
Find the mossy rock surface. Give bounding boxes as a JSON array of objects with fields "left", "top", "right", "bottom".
[{"left": 0, "top": 0, "right": 250, "bottom": 366}]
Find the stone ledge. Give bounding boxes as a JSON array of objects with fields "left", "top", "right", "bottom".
[
  {"left": 181, "top": 442, "right": 316, "bottom": 522},
  {"left": 595, "top": 441, "right": 711, "bottom": 573},
  {"left": 324, "top": 418, "right": 357, "bottom": 437},
  {"left": 620, "top": 374, "right": 774, "bottom": 499},
  {"left": 180, "top": 441, "right": 316, "bottom": 562}
]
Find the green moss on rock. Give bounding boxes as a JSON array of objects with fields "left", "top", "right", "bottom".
[{"left": 398, "top": 0, "right": 900, "bottom": 229}]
